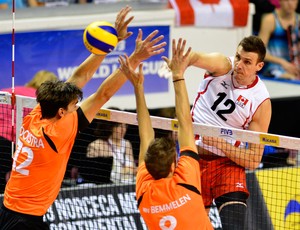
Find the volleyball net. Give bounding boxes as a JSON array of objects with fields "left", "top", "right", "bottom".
[{"left": 0, "top": 93, "right": 299, "bottom": 230}]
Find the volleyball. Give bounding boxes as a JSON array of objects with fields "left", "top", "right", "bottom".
[{"left": 83, "top": 21, "right": 118, "bottom": 55}]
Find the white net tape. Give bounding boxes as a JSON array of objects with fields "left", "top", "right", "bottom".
[
  {"left": 1, "top": 93, "right": 299, "bottom": 150},
  {"left": 96, "top": 108, "right": 300, "bottom": 150}
]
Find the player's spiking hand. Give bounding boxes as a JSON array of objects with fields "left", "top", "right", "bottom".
[{"left": 131, "top": 29, "right": 167, "bottom": 63}]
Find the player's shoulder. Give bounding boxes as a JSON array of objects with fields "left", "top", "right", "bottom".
[
  {"left": 180, "top": 148, "right": 200, "bottom": 161},
  {"left": 256, "top": 76, "right": 270, "bottom": 95}
]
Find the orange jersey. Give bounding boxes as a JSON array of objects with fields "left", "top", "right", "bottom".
[
  {"left": 4, "top": 104, "right": 79, "bottom": 216},
  {"left": 136, "top": 149, "right": 213, "bottom": 230}
]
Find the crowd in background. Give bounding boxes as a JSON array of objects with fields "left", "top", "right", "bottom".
[{"left": 251, "top": 0, "right": 300, "bottom": 80}]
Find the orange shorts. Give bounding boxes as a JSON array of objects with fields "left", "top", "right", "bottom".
[{"left": 199, "top": 157, "right": 249, "bottom": 207}]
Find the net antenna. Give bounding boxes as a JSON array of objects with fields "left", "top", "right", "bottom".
[{"left": 11, "top": 0, "right": 16, "bottom": 157}]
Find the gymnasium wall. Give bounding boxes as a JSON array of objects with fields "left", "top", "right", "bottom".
[{"left": 0, "top": 2, "right": 300, "bottom": 110}]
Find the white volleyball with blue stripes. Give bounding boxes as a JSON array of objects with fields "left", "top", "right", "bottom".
[{"left": 83, "top": 21, "right": 118, "bottom": 55}]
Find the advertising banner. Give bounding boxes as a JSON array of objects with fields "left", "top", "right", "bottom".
[
  {"left": 43, "top": 184, "right": 147, "bottom": 230},
  {"left": 256, "top": 167, "right": 300, "bottom": 229},
  {"left": 0, "top": 25, "right": 170, "bottom": 98}
]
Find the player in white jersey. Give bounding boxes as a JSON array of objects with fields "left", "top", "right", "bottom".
[
  {"left": 188, "top": 36, "right": 272, "bottom": 230},
  {"left": 192, "top": 56, "right": 270, "bottom": 157}
]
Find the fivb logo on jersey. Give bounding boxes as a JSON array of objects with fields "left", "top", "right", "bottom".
[{"left": 236, "top": 95, "right": 249, "bottom": 108}]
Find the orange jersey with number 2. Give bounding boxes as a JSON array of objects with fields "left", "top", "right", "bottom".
[{"left": 4, "top": 104, "right": 78, "bottom": 216}]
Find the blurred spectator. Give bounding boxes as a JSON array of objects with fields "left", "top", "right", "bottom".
[
  {"left": 36, "top": 0, "right": 87, "bottom": 7},
  {"left": 269, "top": 0, "right": 280, "bottom": 8},
  {"left": 258, "top": 0, "right": 300, "bottom": 79},
  {"left": 250, "top": 0, "right": 276, "bottom": 35},
  {"left": 84, "top": 107, "right": 137, "bottom": 184},
  {"left": 262, "top": 146, "right": 298, "bottom": 167},
  {"left": 286, "top": 149, "right": 298, "bottom": 166},
  {"left": 0, "top": 0, "right": 42, "bottom": 9},
  {"left": 1, "top": 70, "right": 58, "bottom": 141},
  {"left": 0, "top": 0, "right": 87, "bottom": 9},
  {"left": 1, "top": 70, "right": 58, "bottom": 98},
  {"left": 0, "top": 70, "right": 57, "bottom": 194},
  {"left": 0, "top": 0, "right": 26, "bottom": 9}
]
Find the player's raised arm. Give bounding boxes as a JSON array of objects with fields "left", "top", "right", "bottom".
[
  {"left": 118, "top": 55, "right": 154, "bottom": 166},
  {"left": 79, "top": 28, "right": 166, "bottom": 123},
  {"left": 67, "top": 6, "right": 134, "bottom": 89},
  {"left": 187, "top": 51, "right": 231, "bottom": 77},
  {"left": 162, "top": 38, "right": 196, "bottom": 152}
]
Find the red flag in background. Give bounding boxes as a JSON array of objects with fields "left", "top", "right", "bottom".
[
  {"left": 169, "top": 0, "right": 249, "bottom": 27},
  {"left": 230, "top": 0, "right": 249, "bottom": 26},
  {"left": 201, "top": 0, "right": 220, "bottom": 3},
  {"left": 169, "top": 0, "right": 195, "bottom": 25}
]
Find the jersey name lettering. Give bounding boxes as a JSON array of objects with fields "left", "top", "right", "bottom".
[
  {"left": 150, "top": 194, "right": 191, "bottom": 213},
  {"left": 20, "top": 126, "right": 45, "bottom": 148}
]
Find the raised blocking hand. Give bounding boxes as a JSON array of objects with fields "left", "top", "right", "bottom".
[
  {"left": 118, "top": 54, "right": 144, "bottom": 89},
  {"left": 115, "top": 6, "right": 134, "bottom": 42}
]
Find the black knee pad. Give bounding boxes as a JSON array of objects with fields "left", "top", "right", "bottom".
[
  {"left": 215, "top": 191, "right": 248, "bottom": 209},
  {"left": 215, "top": 192, "right": 248, "bottom": 230}
]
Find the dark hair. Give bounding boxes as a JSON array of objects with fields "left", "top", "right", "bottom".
[
  {"left": 238, "top": 35, "right": 266, "bottom": 63},
  {"left": 145, "top": 137, "right": 176, "bottom": 180},
  {"left": 36, "top": 80, "right": 83, "bottom": 119}
]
